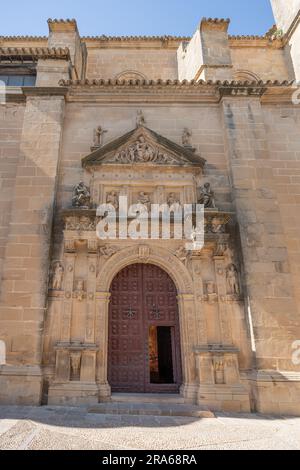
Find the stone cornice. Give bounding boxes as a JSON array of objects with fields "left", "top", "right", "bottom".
[
  {"left": 228, "top": 36, "right": 283, "bottom": 49},
  {"left": 56, "top": 79, "right": 295, "bottom": 105},
  {"left": 0, "top": 34, "right": 284, "bottom": 51},
  {"left": 83, "top": 35, "right": 189, "bottom": 50},
  {"left": 22, "top": 86, "right": 69, "bottom": 97},
  {"left": 0, "top": 47, "right": 71, "bottom": 62},
  {"left": 59, "top": 78, "right": 293, "bottom": 88}
]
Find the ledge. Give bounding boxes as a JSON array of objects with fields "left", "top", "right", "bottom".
[
  {"left": 0, "top": 46, "right": 71, "bottom": 61},
  {"left": 59, "top": 78, "right": 293, "bottom": 88},
  {"left": 22, "top": 86, "right": 69, "bottom": 97},
  {"left": 0, "top": 365, "right": 42, "bottom": 376},
  {"left": 248, "top": 370, "right": 300, "bottom": 382},
  {"left": 194, "top": 344, "right": 239, "bottom": 354}
]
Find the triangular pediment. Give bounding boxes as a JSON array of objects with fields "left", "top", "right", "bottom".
[{"left": 82, "top": 126, "right": 206, "bottom": 168}]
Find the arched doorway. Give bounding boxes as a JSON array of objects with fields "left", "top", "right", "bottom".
[{"left": 108, "top": 263, "right": 182, "bottom": 393}]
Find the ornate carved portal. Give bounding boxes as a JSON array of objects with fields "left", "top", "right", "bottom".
[{"left": 108, "top": 263, "right": 182, "bottom": 393}]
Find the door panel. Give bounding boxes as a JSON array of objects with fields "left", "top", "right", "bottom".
[{"left": 108, "top": 263, "right": 182, "bottom": 393}]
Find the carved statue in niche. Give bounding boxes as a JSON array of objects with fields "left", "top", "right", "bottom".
[
  {"left": 93, "top": 125, "right": 107, "bottom": 148},
  {"left": 99, "top": 245, "right": 117, "bottom": 260},
  {"left": 182, "top": 128, "right": 192, "bottom": 147},
  {"left": 167, "top": 192, "right": 181, "bottom": 209},
  {"left": 50, "top": 261, "right": 64, "bottom": 290},
  {"left": 198, "top": 182, "right": 216, "bottom": 209},
  {"left": 72, "top": 182, "right": 91, "bottom": 209},
  {"left": 136, "top": 109, "right": 146, "bottom": 127},
  {"left": 226, "top": 264, "right": 240, "bottom": 296},
  {"left": 70, "top": 352, "right": 81, "bottom": 381},
  {"left": 106, "top": 191, "right": 119, "bottom": 210},
  {"left": 73, "top": 279, "right": 86, "bottom": 301},
  {"left": 137, "top": 192, "right": 151, "bottom": 212}
]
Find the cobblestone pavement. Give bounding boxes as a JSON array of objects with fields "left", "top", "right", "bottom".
[{"left": 0, "top": 406, "right": 299, "bottom": 450}]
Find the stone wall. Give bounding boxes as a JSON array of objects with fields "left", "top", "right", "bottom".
[
  {"left": 231, "top": 46, "right": 290, "bottom": 81},
  {"left": 86, "top": 47, "right": 178, "bottom": 80},
  {"left": 0, "top": 104, "right": 25, "bottom": 291},
  {"left": 263, "top": 105, "right": 300, "bottom": 316}
]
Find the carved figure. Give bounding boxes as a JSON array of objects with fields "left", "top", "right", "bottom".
[
  {"left": 93, "top": 126, "right": 107, "bottom": 147},
  {"left": 72, "top": 182, "right": 91, "bottom": 208},
  {"left": 226, "top": 264, "right": 240, "bottom": 296},
  {"left": 106, "top": 191, "right": 119, "bottom": 210},
  {"left": 74, "top": 279, "right": 85, "bottom": 301},
  {"left": 167, "top": 193, "right": 181, "bottom": 209},
  {"left": 137, "top": 192, "right": 151, "bottom": 211},
  {"left": 182, "top": 128, "right": 192, "bottom": 147},
  {"left": 99, "top": 245, "right": 117, "bottom": 259},
  {"left": 51, "top": 262, "right": 64, "bottom": 290},
  {"left": 198, "top": 182, "right": 216, "bottom": 209},
  {"left": 136, "top": 110, "right": 146, "bottom": 127},
  {"left": 175, "top": 246, "right": 188, "bottom": 264}
]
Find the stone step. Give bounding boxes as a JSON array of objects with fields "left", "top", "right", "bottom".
[
  {"left": 88, "top": 402, "right": 214, "bottom": 419},
  {"left": 111, "top": 393, "right": 185, "bottom": 404}
]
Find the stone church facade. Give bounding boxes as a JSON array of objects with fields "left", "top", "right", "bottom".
[{"left": 0, "top": 0, "right": 300, "bottom": 415}]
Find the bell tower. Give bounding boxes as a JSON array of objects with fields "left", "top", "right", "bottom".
[
  {"left": 270, "top": 0, "right": 300, "bottom": 33},
  {"left": 270, "top": 0, "right": 300, "bottom": 80}
]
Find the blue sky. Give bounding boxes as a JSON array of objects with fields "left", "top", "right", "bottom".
[{"left": 0, "top": 0, "right": 274, "bottom": 37}]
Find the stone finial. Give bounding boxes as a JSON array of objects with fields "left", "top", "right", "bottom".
[
  {"left": 93, "top": 125, "right": 107, "bottom": 148},
  {"left": 136, "top": 110, "right": 146, "bottom": 127},
  {"left": 182, "top": 128, "right": 192, "bottom": 146}
]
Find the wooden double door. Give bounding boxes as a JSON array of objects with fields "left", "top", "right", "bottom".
[{"left": 108, "top": 263, "right": 182, "bottom": 393}]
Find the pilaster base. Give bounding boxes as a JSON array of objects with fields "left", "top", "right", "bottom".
[
  {"left": 48, "top": 382, "right": 99, "bottom": 406},
  {"left": 98, "top": 382, "right": 112, "bottom": 401},
  {"left": 198, "top": 384, "right": 251, "bottom": 412},
  {"left": 0, "top": 365, "right": 42, "bottom": 405},
  {"left": 249, "top": 371, "right": 300, "bottom": 416},
  {"left": 180, "top": 383, "right": 198, "bottom": 403}
]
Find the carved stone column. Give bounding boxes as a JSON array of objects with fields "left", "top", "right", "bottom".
[
  {"left": 190, "top": 254, "right": 208, "bottom": 345},
  {"left": 85, "top": 248, "right": 97, "bottom": 344},
  {"left": 95, "top": 291, "right": 111, "bottom": 400},
  {"left": 61, "top": 244, "right": 76, "bottom": 343},
  {"left": 214, "top": 255, "right": 233, "bottom": 345},
  {"left": 177, "top": 293, "right": 198, "bottom": 401}
]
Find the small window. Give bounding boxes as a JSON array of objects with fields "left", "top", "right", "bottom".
[
  {"left": 23, "top": 76, "right": 36, "bottom": 86},
  {"left": 0, "top": 75, "right": 36, "bottom": 86}
]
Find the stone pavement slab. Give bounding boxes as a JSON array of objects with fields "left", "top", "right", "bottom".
[{"left": 0, "top": 406, "right": 299, "bottom": 450}]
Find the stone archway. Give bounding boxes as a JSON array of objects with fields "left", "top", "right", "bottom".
[
  {"left": 108, "top": 263, "right": 183, "bottom": 393},
  {"left": 95, "top": 244, "right": 198, "bottom": 401}
]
